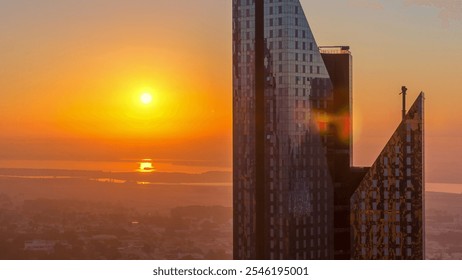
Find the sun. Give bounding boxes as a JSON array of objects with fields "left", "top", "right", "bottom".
[{"left": 140, "top": 93, "right": 153, "bottom": 104}]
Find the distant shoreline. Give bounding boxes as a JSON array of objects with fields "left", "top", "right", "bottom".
[
  {"left": 0, "top": 159, "right": 231, "bottom": 174},
  {"left": 1, "top": 167, "right": 461, "bottom": 195}
]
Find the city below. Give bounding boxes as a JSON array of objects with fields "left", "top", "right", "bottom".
[{"left": 0, "top": 168, "right": 460, "bottom": 260}]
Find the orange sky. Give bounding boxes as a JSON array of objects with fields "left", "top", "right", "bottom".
[{"left": 0, "top": 0, "right": 461, "bottom": 182}]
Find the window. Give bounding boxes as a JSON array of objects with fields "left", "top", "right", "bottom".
[
  {"left": 406, "top": 191, "right": 412, "bottom": 200},
  {"left": 407, "top": 214, "right": 412, "bottom": 222}
]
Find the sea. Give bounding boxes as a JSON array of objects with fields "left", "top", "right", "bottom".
[
  {"left": 0, "top": 159, "right": 231, "bottom": 174},
  {"left": 0, "top": 159, "right": 459, "bottom": 194}
]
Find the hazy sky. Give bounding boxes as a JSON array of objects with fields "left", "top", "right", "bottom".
[{"left": 0, "top": 0, "right": 461, "bottom": 182}]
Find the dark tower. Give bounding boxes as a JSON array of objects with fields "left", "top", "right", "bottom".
[
  {"left": 320, "top": 46, "right": 368, "bottom": 259},
  {"left": 254, "top": 0, "right": 266, "bottom": 260}
]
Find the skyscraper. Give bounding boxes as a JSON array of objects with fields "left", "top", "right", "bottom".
[
  {"left": 233, "top": 0, "right": 335, "bottom": 260},
  {"left": 319, "top": 46, "right": 369, "bottom": 260},
  {"left": 232, "top": 0, "right": 425, "bottom": 260},
  {"left": 351, "top": 94, "right": 425, "bottom": 260}
]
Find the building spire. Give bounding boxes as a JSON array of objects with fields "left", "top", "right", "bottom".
[{"left": 400, "top": 86, "right": 408, "bottom": 120}]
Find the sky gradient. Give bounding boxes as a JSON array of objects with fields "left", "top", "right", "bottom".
[{"left": 0, "top": 0, "right": 461, "bottom": 182}]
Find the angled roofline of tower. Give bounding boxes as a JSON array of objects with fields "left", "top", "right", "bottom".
[{"left": 350, "top": 92, "right": 425, "bottom": 260}]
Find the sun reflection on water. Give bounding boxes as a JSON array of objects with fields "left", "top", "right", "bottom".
[{"left": 137, "top": 161, "right": 156, "bottom": 173}]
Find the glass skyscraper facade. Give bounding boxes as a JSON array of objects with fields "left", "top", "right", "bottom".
[
  {"left": 232, "top": 0, "right": 424, "bottom": 260},
  {"left": 233, "top": 0, "right": 335, "bottom": 260},
  {"left": 351, "top": 94, "right": 425, "bottom": 260}
]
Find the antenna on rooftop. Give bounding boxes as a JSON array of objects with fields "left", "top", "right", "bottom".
[{"left": 400, "top": 86, "right": 408, "bottom": 120}]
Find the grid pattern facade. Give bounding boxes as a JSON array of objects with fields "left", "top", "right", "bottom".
[
  {"left": 233, "top": 0, "right": 335, "bottom": 260},
  {"left": 351, "top": 94, "right": 425, "bottom": 260}
]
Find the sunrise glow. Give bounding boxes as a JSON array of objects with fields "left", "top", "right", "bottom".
[{"left": 140, "top": 93, "right": 153, "bottom": 105}]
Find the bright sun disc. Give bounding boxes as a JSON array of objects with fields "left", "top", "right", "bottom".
[{"left": 140, "top": 93, "right": 153, "bottom": 104}]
